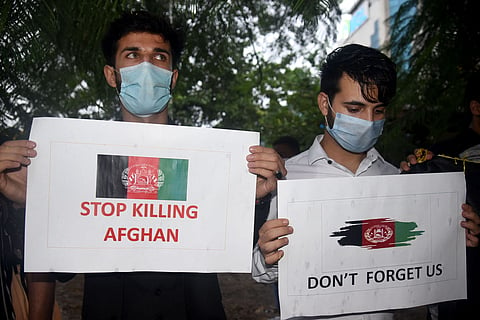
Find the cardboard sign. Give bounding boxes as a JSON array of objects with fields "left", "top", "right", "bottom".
[
  {"left": 278, "top": 172, "right": 466, "bottom": 318},
  {"left": 25, "top": 118, "right": 258, "bottom": 273}
]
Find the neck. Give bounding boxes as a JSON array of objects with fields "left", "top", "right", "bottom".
[
  {"left": 471, "top": 117, "right": 480, "bottom": 135},
  {"left": 320, "top": 132, "right": 367, "bottom": 174},
  {"left": 121, "top": 108, "right": 169, "bottom": 124}
]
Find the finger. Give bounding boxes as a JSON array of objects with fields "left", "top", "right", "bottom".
[
  {"left": 264, "top": 250, "right": 284, "bottom": 265},
  {"left": 259, "top": 236, "right": 289, "bottom": 256},
  {"left": 426, "top": 150, "right": 434, "bottom": 160},
  {"left": 249, "top": 166, "right": 282, "bottom": 181},
  {"left": 0, "top": 140, "right": 37, "bottom": 162},
  {"left": 1, "top": 140, "right": 36, "bottom": 148},
  {"left": 247, "top": 146, "right": 283, "bottom": 164},
  {"left": 249, "top": 145, "right": 278, "bottom": 155},
  {"left": 399, "top": 161, "right": 410, "bottom": 172},
  {"left": 406, "top": 154, "right": 417, "bottom": 165},
  {"left": 461, "top": 220, "right": 480, "bottom": 236},
  {"left": 466, "top": 232, "right": 479, "bottom": 248},
  {"left": 258, "top": 219, "right": 290, "bottom": 234},
  {"left": 0, "top": 160, "right": 27, "bottom": 172},
  {"left": 259, "top": 224, "right": 293, "bottom": 242},
  {"left": 256, "top": 177, "right": 277, "bottom": 198},
  {"left": 462, "top": 204, "right": 479, "bottom": 220}
]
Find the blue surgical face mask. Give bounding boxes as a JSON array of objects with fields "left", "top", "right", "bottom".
[
  {"left": 325, "top": 99, "right": 385, "bottom": 153},
  {"left": 117, "top": 62, "right": 173, "bottom": 117}
]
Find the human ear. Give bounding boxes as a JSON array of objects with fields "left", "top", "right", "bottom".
[
  {"left": 170, "top": 69, "right": 179, "bottom": 90},
  {"left": 470, "top": 100, "right": 480, "bottom": 116},
  {"left": 317, "top": 92, "right": 330, "bottom": 116},
  {"left": 103, "top": 65, "right": 117, "bottom": 88}
]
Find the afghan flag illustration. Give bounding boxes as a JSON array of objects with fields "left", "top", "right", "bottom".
[
  {"left": 96, "top": 155, "right": 188, "bottom": 201},
  {"left": 330, "top": 218, "right": 424, "bottom": 249}
]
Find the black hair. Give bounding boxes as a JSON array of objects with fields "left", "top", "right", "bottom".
[
  {"left": 273, "top": 136, "right": 300, "bottom": 151},
  {"left": 101, "top": 11, "right": 185, "bottom": 68},
  {"left": 464, "top": 73, "right": 480, "bottom": 106},
  {"left": 273, "top": 136, "right": 301, "bottom": 158},
  {"left": 320, "top": 44, "right": 397, "bottom": 105}
]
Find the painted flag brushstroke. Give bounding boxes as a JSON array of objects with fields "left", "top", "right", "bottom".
[
  {"left": 96, "top": 155, "right": 188, "bottom": 201},
  {"left": 330, "top": 218, "right": 424, "bottom": 249}
]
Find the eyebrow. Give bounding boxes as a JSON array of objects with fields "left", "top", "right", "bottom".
[
  {"left": 120, "top": 46, "right": 171, "bottom": 56},
  {"left": 343, "top": 100, "right": 386, "bottom": 108}
]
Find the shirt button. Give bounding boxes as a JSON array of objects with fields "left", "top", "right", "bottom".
[{"left": 327, "top": 160, "right": 332, "bottom": 164}]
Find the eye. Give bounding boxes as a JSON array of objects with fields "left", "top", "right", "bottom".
[
  {"left": 154, "top": 53, "right": 168, "bottom": 61},
  {"left": 346, "top": 107, "right": 361, "bottom": 113},
  {"left": 375, "top": 107, "right": 386, "bottom": 114},
  {"left": 126, "top": 52, "right": 138, "bottom": 59}
]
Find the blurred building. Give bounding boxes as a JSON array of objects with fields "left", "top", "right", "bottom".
[{"left": 337, "top": 0, "right": 408, "bottom": 49}]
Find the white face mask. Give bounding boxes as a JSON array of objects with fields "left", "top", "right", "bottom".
[
  {"left": 325, "top": 99, "right": 385, "bottom": 153},
  {"left": 118, "top": 62, "right": 173, "bottom": 117}
]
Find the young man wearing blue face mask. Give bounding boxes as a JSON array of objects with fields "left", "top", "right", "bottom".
[
  {"left": 25, "top": 11, "right": 226, "bottom": 320},
  {"left": 84, "top": 11, "right": 229, "bottom": 319},
  {"left": 250, "top": 44, "right": 480, "bottom": 319},
  {"left": 102, "top": 12, "right": 180, "bottom": 123}
]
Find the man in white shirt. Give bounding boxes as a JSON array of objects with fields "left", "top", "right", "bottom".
[{"left": 249, "top": 44, "right": 480, "bottom": 319}]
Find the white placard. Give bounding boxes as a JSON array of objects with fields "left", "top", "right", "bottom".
[
  {"left": 278, "top": 172, "right": 466, "bottom": 318},
  {"left": 25, "top": 117, "right": 258, "bottom": 273}
]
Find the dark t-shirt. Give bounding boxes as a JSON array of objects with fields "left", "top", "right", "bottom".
[
  {"left": 430, "top": 127, "right": 480, "bottom": 157},
  {"left": 82, "top": 272, "right": 225, "bottom": 319},
  {"left": 0, "top": 194, "right": 25, "bottom": 320}
]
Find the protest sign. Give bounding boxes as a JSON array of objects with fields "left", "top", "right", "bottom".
[
  {"left": 25, "top": 117, "right": 258, "bottom": 273},
  {"left": 277, "top": 172, "right": 466, "bottom": 318}
]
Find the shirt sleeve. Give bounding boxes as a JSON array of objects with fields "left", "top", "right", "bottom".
[
  {"left": 252, "top": 244, "right": 278, "bottom": 283},
  {"left": 251, "top": 192, "right": 279, "bottom": 284}
]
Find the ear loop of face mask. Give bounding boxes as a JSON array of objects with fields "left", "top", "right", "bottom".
[
  {"left": 113, "top": 67, "right": 122, "bottom": 96},
  {"left": 324, "top": 96, "right": 335, "bottom": 128}
]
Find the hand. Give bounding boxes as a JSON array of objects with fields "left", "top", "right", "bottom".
[
  {"left": 247, "top": 145, "right": 287, "bottom": 199},
  {"left": 0, "top": 140, "right": 37, "bottom": 206},
  {"left": 460, "top": 203, "right": 480, "bottom": 247},
  {"left": 399, "top": 148, "right": 434, "bottom": 172},
  {"left": 257, "top": 218, "right": 293, "bottom": 265}
]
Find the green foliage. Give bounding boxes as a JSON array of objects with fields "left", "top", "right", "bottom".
[
  {"left": 255, "top": 61, "right": 323, "bottom": 150},
  {"left": 0, "top": 0, "right": 132, "bottom": 139},
  {"left": 382, "top": 0, "right": 479, "bottom": 164},
  {"left": 1, "top": 0, "right": 339, "bottom": 147}
]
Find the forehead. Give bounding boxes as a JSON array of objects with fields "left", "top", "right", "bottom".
[
  {"left": 116, "top": 32, "right": 171, "bottom": 54},
  {"left": 337, "top": 73, "right": 379, "bottom": 102}
]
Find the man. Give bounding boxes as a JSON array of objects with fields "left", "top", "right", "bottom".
[
  {"left": 402, "top": 72, "right": 480, "bottom": 168},
  {"left": 0, "top": 11, "right": 284, "bottom": 319},
  {"left": 248, "top": 44, "right": 480, "bottom": 319},
  {"left": 401, "top": 72, "right": 480, "bottom": 319}
]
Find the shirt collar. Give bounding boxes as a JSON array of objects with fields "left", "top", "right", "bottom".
[
  {"left": 307, "top": 134, "right": 386, "bottom": 167},
  {"left": 307, "top": 135, "right": 329, "bottom": 165}
]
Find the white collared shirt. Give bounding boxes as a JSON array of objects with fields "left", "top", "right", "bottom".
[{"left": 252, "top": 135, "right": 400, "bottom": 319}]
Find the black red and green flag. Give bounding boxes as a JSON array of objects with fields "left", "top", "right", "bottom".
[
  {"left": 96, "top": 154, "right": 189, "bottom": 201},
  {"left": 330, "top": 218, "right": 424, "bottom": 249}
]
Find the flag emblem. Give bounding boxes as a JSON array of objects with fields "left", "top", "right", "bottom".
[
  {"left": 96, "top": 155, "right": 189, "bottom": 201},
  {"left": 330, "top": 218, "right": 424, "bottom": 249}
]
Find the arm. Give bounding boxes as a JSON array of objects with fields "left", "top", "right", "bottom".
[
  {"left": 0, "top": 140, "right": 37, "bottom": 206},
  {"left": 26, "top": 273, "right": 56, "bottom": 320}
]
